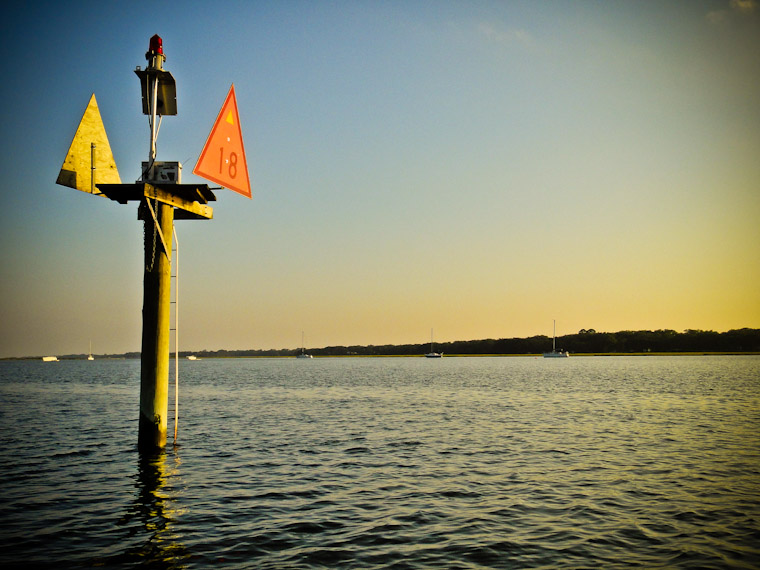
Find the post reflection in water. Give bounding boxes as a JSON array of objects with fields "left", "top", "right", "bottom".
[{"left": 115, "top": 449, "right": 189, "bottom": 568}]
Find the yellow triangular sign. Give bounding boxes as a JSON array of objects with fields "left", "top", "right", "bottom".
[{"left": 56, "top": 94, "right": 121, "bottom": 195}]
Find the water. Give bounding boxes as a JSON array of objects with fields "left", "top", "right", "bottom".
[{"left": 1, "top": 356, "right": 759, "bottom": 569}]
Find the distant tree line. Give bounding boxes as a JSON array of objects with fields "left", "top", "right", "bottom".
[
  {"left": 183, "top": 328, "right": 760, "bottom": 358},
  {"left": 16, "top": 328, "right": 754, "bottom": 360}
]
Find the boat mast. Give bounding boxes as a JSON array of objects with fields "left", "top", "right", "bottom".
[{"left": 553, "top": 320, "right": 556, "bottom": 353}]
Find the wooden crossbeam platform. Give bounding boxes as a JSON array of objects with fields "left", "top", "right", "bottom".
[{"left": 96, "top": 182, "right": 216, "bottom": 219}]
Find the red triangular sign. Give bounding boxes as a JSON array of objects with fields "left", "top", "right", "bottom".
[{"left": 193, "top": 84, "right": 251, "bottom": 198}]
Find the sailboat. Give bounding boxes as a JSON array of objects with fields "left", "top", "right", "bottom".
[
  {"left": 424, "top": 329, "right": 443, "bottom": 358},
  {"left": 296, "top": 332, "right": 313, "bottom": 358},
  {"left": 543, "top": 320, "right": 569, "bottom": 358},
  {"left": 88, "top": 340, "right": 94, "bottom": 361}
]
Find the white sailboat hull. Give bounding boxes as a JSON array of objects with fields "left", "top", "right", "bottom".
[{"left": 543, "top": 351, "right": 569, "bottom": 358}]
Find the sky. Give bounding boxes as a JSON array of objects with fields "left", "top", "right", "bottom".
[{"left": 1, "top": 0, "right": 758, "bottom": 358}]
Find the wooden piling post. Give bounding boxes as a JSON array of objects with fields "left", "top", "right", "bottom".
[{"left": 138, "top": 199, "right": 174, "bottom": 450}]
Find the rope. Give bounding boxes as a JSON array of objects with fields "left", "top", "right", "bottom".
[{"left": 173, "top": 226, "right": 179, "bottom": 444}]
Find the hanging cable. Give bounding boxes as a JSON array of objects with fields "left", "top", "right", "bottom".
[{"left": 173, "top": 226, "right": 179, "bottom": 444}]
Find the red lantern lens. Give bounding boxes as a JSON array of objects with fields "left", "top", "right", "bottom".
[{"left": 149, "top": 34, "right": 163, "bottom": 55}]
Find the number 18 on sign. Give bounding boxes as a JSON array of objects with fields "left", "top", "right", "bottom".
[{"left": 193, "top": 84, "right": 251, "bottom": 198}]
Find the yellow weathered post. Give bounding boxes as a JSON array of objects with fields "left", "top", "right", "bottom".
[{"left": 139, "top": 199, "right": 174, "bottom": 449}]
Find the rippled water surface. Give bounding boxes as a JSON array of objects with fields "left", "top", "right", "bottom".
[{"left": 1, "top": 356, "right": 759, "bottom": 569}]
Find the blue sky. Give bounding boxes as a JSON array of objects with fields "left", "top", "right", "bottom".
[{"left": 1, "top": 1, "right": 758, "bottom": 357}]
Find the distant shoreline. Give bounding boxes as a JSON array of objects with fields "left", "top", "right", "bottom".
[
  {"left": 5, "top": 328, "right": 758, "bottom": 361},
  {"left": 3, "top": 351, "right": 759, "bottom": 362}
]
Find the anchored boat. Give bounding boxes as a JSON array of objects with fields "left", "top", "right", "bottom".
[
  {"left": 425, "top": 329, "right": 443, "bottom": 358},
  {"left": 543, "top": 320, "right": 569, "bottom": 358},
  {"left": 297, "top": 332, "right": 313, "bottom": 358}
]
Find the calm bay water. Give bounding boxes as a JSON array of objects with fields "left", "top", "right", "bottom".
[{"left": 0, "top": 355, "right": 758, "bottom": 569}]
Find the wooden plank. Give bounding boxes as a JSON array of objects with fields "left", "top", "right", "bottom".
[
  {"left": 95, "top": 183, "right": 215, "bottom": 219},
  {"left": 175, "top": 208, "right": 213, "bottom": 220},
  {"left": 144, "top": 184, "right": 213, "bottom": 219},
  {"left": 95, "top": 183, "right": 142, "bottom": 204}
]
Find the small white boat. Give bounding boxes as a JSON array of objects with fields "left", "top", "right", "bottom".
[
  {"left": 42, "top": 356, "right": 59, "bottom": 362},
  {"left": 88, "top": 340, "right": 94, "bottom": 361},
  {"left": 297, "top": 332, "right": 313, "bottom": 358},
  {"left": 186, "top": 355, "right": 198, "bottom": 361},
  {"left": 543, "top": 320, "right": 569, "bottom": 358},
  {"left": 543, "top": 351, "right": 569, "bottom": 358},
  {"left": 425, "top": 329, "right": 443, "bottom": 358}
]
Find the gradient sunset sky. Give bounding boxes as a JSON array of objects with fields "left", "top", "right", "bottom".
[{"left": 1, "top": 0, "right": 758, "bottom": 358}]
